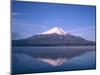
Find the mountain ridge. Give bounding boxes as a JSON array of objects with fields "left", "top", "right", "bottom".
[{"left": 12, "top": 27, "right": 95, "bottom": 46}]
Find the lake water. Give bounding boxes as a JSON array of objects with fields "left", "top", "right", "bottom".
[{"left": 12, "top": 46, "right": 96, "bottom": 74}]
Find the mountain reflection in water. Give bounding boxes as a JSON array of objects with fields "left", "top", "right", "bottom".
[
  {"left": 12, "top": 46, "right": 96, "bottom": 74},
  {"left": 37, "top": 58, "right": 66, "bottom": 66}
]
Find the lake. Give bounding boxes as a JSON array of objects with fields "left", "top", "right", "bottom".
[{"left": 12, "top": 46, "right": 96, "bottom": 74}]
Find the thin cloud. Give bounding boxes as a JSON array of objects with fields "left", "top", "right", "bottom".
[
  {"left": 12, "top": 12, "right": 21, "bottom": 16},
  {"left": 69, "top": 26, "right": 95, "bottom": 33}
]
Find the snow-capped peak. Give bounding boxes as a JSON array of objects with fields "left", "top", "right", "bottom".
[{"left": 39, "top": 27, "right": 66, "bottom": 35}]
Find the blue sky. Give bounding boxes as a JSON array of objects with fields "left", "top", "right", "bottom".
[{"left": 12, "top": 1, "right": 96, "bottom": 41}]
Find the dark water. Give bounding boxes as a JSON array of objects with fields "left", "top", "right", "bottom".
[{"left": 12, "top": 46, "right": 96, "bottom": 74}]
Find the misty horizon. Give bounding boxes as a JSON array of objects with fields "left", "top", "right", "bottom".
[{"left": 12, "top": 26, "right": 95, "bottom": 42}]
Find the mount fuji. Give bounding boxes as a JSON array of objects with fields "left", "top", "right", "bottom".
[{"left": 12, "top": 27, "right": 95, "bottom": 46}]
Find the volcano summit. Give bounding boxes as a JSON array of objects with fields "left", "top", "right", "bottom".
[{"left": 39, "top": 27, "right": 66, "bottom": 35}]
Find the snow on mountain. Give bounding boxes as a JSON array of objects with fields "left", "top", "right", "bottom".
[
  {"left": 12, "top": 27, "right": 95, "bottom": 46},
  {"left": 39, "top": 27, "right": 66, "bottom": 35}
]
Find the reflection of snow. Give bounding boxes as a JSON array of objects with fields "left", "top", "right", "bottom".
[
  {"left": 36, "top": 51, "right": 96, "bottom": 68},
  {"left": 37, "top": 58, "right": 66, "bottom": 66}
]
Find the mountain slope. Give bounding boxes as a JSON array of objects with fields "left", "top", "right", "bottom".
[{"left": 12, "top": 27, "right": 95, "bottom": 46}]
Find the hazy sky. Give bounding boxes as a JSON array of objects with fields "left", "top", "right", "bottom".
[{"left": 12, "top": 1, "right": 96, "bottom": 41}]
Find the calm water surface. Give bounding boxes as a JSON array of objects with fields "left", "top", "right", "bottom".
[{"left": 12, "top": 46, "right": 96, "bottom": 74}]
